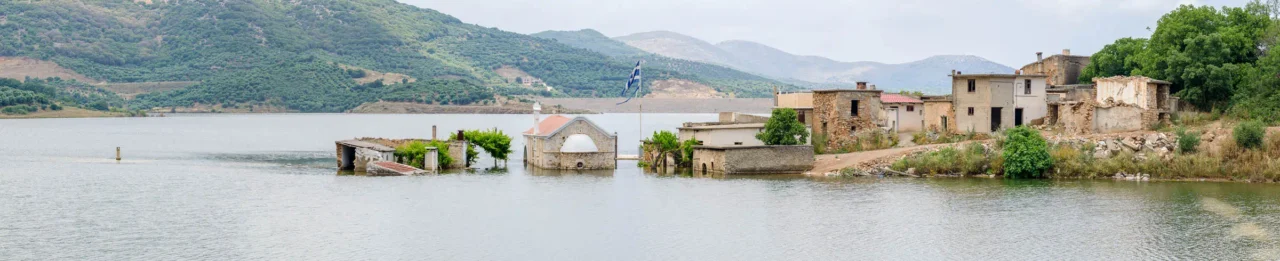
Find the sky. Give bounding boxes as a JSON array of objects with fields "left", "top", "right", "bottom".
[{"left": 401, "top": 0, "right": 1250, "bottom": 67}]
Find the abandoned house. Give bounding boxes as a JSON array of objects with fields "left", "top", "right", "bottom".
[
  {"left": 335, "top": 134, "right": 461, "bottom": 175},
  {"left": 523, "top": 114, "right": 618, "bottom": 170},
  {"left": 1019, "top": 49, "right": 1092, "bottom": 87},
  {"left": 678, "top": 112, "right": 773, "bottom": 147},
  {"left": 774, "top": 90, "right": 816, "bottom": 126},
  {"left": 881, "top": 93, "right": 924, "bottom": 133},
  {"left": 922, "top": 95, "right": 956, "bottom": 133},
  {"left": 951, "top": 72, "right": 1049, "bottom": 133},
  {"left": 1046, "top": 76, "right": 1173, "bottom": 134},
  {"left": 812, "top": 82, "right": 883, "bottom": 148}
]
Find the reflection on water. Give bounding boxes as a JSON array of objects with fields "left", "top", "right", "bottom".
[{"left": 3, "top": 114, "right": 1280, "bottom": 260}]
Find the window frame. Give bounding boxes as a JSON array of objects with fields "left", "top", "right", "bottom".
[
  {"left": 968, "top": 107, "right": 975, "bottom": 116},
  {"left": 967, "top": 79, "right": 976, "bottom": 93},
  {"left": 1024, "top": 79, "right": 1032, "bottom": 95}
]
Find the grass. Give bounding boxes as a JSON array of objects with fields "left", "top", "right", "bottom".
[
  {"left": 0, "top": 106, "right": 122, "bottom": 119},
  {"left": 888, "top": 130, "right": 1280, "bottom": 183}
]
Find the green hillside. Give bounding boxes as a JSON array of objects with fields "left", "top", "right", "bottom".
[{"left": 0, "top": 0, "right": 777, "bottom": 112}]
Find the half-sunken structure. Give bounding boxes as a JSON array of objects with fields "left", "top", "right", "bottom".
[{"left": 523, "top": 113, "right": 618, "bottom": 170}]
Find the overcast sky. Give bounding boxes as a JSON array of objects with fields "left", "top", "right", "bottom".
[{"left": 401, "top": 0, "right": 1249, "bottom": 67}]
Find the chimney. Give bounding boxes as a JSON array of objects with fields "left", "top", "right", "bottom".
[
  {"left": 432, "top": 125, "right": 438, "bottom": 141},
  {"left": 951, "top": 69, "right": 956, "bottom": 76},
  {"left": 957, "top": 71, "right": 962, "bottom": 75},
  {"left": 869, "top": 84, "right": 876, "bottom": 90},
  {"left": 856, "top": 82, "right": 868, "bottom": 90},
  {"left": 457, "top": 130, "right": 466, "bottom": 141},
  {"left": 1063, "top": 49, "right": 1071, "bottom": 56},
  {"left": 1036, "top": 52, "right": 1043, "bottom": 62},
  {"left": 1015, "top": 69, "right": 1021, "bottom": 75},
  {"left": 532, "top": 102, "right": 542, "bottom": 135}
]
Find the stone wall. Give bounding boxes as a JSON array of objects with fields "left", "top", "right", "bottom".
[
  {"left": 692, "top": 145, "right": 814, "bottom": 175},
  {"left": 813, "top": 90, "right": 882, "bottom": 148},
  {"left": 1019, "top": 55, "right": 1091, "bottom": 86},
  {"left": 555, "top": 152, "right": 617, "bottom": 169}
]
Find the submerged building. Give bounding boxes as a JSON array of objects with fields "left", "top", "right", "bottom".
[{"left": 523, "top": 107, "right": 618, "bottom": 170}]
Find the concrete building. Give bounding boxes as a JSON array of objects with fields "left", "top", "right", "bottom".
[
  {"left": 812, "top": 82, "right": 883, "bottom": 148},
  {"left": 922, "top": 95, "right": 956, "bottom": 132},
  {"left": 881, "top": 93, "right": 924, "bottom": 133},
  {"left": 951, "top": 73, "right": 1049, "bottom": 133},
  {"left": 678, "top": 112, "right": 771, "bottom": 147},
  {"left": 335, "top": 140, "right": 396, "bottom": 173},
  {"left": 691, "top": 145, "right": 814, "bottom": 175},
  {"left": 524, "top": 114, "right": 618, "bottom": 170},
  {"left": 775, "top": 91, "right": 815, "bottom": 126},
  {"left": 1020, "top": 49, "right": 1091, "bottom": 87}
]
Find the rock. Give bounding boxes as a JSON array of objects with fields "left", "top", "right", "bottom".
[
  {"left": 1205, "top": 133, "right": 1216, "bottom": 143},
  {"left": 1109, "top": 140, "right": 1124, "bottom": 152},
  {"left": 906, "top": 168, "right": 917, "bottom": 176},
  {"left": 1093, "top": 149, "right": 1112, "bottom": 159},
  {"left": 1122, "top": 137, "right": 1142, "bottom": 151},
  {"left": 1145, "top": 134, "right": 1161, "bottom": 148},
  {"left": 1096, "top": 141, "right": 1108, "bottom": 150},
  {"left": 1155, "top": 147, "right": 1170, "bottom": 155}
]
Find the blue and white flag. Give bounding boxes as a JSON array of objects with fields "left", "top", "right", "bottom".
[{"left": 617, "top": 61, "right": 642, "bottom": 105}]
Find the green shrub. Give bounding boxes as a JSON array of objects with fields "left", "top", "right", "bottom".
[
  {"left": 1001, "top": 127, "right": 1052, "bottom": 179},
  {"left": 1, "top": 105, "right": 35, "bottom": 115},
  {"left": 812, "top": 132, "right": 828, "bottom": 154},
  {"left": 453, "top": 128, "right": 513, "bottom": 166},
  {"left": 1235, "top": 120, "right": 1266, "bottom": 150},
  {"left": 1175, "top": 128, "right": 1201, "bottom": 154},
  {"left": 49, "top": 103, "right": 62, "bottom": 111},
  {"left": 756, "top": 108, "right": 808, "bottom": 145},
  {"left": 679, "top": 138, "right": 699, "bottom": 167},
  {"left": 394, "top": 141, "right": 453, "bottom": 169},
  {"left": 890, "top": 142, "right": 991, "bottom": 175}
]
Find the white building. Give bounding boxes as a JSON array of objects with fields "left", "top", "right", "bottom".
[{"left": 880, "top": 93, "right": 924, "bottom": 133}]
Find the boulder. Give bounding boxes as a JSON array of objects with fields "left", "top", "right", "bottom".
[
  {"left": 1122, "top": 137, "right": 1142, "bottom": 152},
  {"left": 1093, "top": 149, "right": 1112, "bottom": 159}
]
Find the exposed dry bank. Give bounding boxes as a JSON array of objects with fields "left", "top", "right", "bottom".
[{"left": 872, "top": 123, "right": 1280, "bottom": 183}]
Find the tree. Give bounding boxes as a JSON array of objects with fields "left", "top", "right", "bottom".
[
  {"left": 647, "top": 130, "right": 680, "bottom": 170},
  {"left": 1078, "top": 38, "right": 1148, "bottom": 83},
  {"left": 1002, "top": 127, "right": 1052, "bottom": 179},
  {"left": 1132, "top": 3, "right": 1270, "bottom": 109},
  {"left": 756, "top": 108, "right": 809, "bottom": 145}
]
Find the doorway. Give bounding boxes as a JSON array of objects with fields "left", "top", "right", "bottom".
[
  {"left": 990, "top": 107, "right": 1003, "bottom": 132},
  {"left": 941, "top": 116, "right": 949, "bottom": 132},
  {"left": 1014, "top": 108, "right": 1024, "bottom": 126}
]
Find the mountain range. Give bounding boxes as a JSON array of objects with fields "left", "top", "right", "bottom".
[
  {"left": 0, "top": 0, "right": 1016, "bottom": 113},
  {"left": 611, "top": 31, "right": 1017, "bottom": 94}
]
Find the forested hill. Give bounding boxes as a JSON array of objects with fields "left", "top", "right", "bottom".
[{"left": 0, "top": 0, "right": 783, "bottom": 112}]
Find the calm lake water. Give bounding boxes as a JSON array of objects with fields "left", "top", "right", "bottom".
[{"left": 2, "top": 113, "right": 1279, "bottom": 260}]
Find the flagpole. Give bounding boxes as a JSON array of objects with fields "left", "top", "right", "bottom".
[{"left": 638, "top": 61, "right": 643, "bottom": 143}]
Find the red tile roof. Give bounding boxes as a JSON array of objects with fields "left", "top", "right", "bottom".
[
  {"left": 372, "top": 161, "right": 420, "bottom": 173},
  {"left": 880, "top": 93, "right": 923, "bottom": 104},
  {"left": 525, "top": 115, "right": 572, "bottom": 135}
]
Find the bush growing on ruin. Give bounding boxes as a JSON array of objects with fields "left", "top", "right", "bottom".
[
  {"left": 679, "top": 138, "right": 700, "bottom": 167},
  {"left": 1175, "top": 128, "right": 1201, "bottom": 154},
  {"left": 1234, "top": 120, "right": 1266, "bottom": 150},
  {"left": 454, "top": 129, "right": 513, "bottom": 166},
  {"left": 1001, "top": 127, "right": 1052, "bottom": 179},
  {"left": 395, "top": 141, "right": 453, "bottom": 170},
  {"left": 646, "top": 131, "right": 680, "bottom": 169},
  {"left": 756, "top": 108, "right": 808, "bottom": 145}
]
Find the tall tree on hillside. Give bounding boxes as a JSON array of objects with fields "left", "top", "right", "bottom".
[
  {"left": 1078, "top": 38, "right": 1148, "bottom": 83},
  {"left": 1131, "top": 3, "right": 1271, "bottom": 109}
]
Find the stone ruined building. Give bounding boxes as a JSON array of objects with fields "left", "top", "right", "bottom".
[
  {"left": 1046, "top": 76, "right": 1173, "bottom": 134},
  {"left": 691, "top": 145, "right": 814, "bottom": 175},
  {"left": 335, "top": 130, "right": 465, "bottom": 174},
  {"left": 1020, "top": 49, "right": 1092, "bottom": 87},
  {"left": 921, "top": 95, "right": 956, "bottom": 133},
  {"left": 523, "top": 112, "right": 618, "bottom": 170},
  {"left": 880, "top": 93, "right": 924, "bottom": 133},
  {"left": 812, "top": 82, "right": 883, "bottom": 149},
  {"left": 951, "top": 72, "right": 1049, "bottom": 134}
]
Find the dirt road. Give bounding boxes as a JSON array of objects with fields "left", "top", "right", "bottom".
[{"left": 809, "top": 143, "right": 959, "bottom": 175}]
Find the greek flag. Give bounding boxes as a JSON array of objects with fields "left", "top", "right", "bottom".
[{"left": 617, "top": 61, "right": 642, "bottom": 105}]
